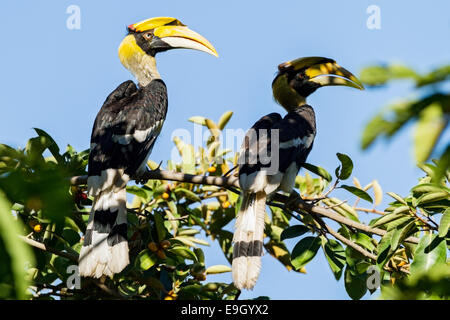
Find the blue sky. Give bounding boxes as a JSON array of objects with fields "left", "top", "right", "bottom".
[{"left": 0, "top": 1, "right": 449, "bottom": 299}]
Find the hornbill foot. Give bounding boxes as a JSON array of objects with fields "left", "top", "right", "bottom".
[
  {"left": 286, "top": 191, "right": 301, "bottom": 209},
  {"left": 134, "top": 169, "right": 150, "bottom": 185},
  {"left": 134, "top": 161, "right": 163, "bottom": 185}
]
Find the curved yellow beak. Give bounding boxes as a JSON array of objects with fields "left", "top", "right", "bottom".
[
  {"left": 279, "top": 56, "right": 364, "bottom": 90},
  {"left": 128, "top": 17, "right": 218, "bottom": 57}
]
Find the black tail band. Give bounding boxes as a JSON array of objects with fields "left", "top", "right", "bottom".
[{"left": 233, "top": 240, "right": 263, "bottom": 259}]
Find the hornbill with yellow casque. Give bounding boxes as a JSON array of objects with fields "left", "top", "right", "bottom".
[
  {"left": 78, "top": 17, "right": 218, "bottom": 278},
  {"left": 233, "top": 57, "right": 364, "bottom": 290}
]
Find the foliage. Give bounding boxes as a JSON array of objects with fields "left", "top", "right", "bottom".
[
  {"left": 359, "top": 63, "right": 449, "bottom": 171},
  {"left": 0, "top": 112, "right": 448, "bottom": 300}
]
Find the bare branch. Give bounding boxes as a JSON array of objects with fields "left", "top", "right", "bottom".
[{"left": 324, "top": 224, "right": 377, "bottom": 261}]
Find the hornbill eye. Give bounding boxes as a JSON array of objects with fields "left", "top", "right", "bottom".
[{"left": 144, "top": 32, "right": 153, "bottom": 40}]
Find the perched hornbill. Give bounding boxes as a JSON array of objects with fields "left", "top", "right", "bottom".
[
  {"left": 233, "top": 57, "right": 364, "bottom": 290},
  {"left": 79, "top": 17, "right": 218, "bottom": 278}
]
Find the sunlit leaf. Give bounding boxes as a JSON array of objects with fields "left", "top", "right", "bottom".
[
  {"left": 413, "top": 102, "right": 447, "bottom": 163},
  {"left": 386, "top": 192, "right": 407, "bottom": 205},
  {"left": 217, "top": 111, "right": 233, "bottom": 130},
  {"left": 205, "top": 265, "right": 232, "bottom": 275},
  {"left": 410, "top": 234, "right": 446, "bottom": 275},
  {"left": 302, "top": 163, "right": 332, "bottom": 182},
  {"left": 438, "top": 208, "right": 450, "bottom": 237},
  {"left": 188, "top": 116, "right": 207, "bottom": 126},
  {"left": 372, "top": 180, "right": 383, "bottom": 206},
  {"left": 0, "top": 191, "right": 35, "bottom": 299},
  {"left": 136, "top": 250, "right": 157, "bottom": 270}
]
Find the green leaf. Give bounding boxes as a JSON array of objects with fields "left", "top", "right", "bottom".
[
  {"left": 360, "top": 114, "right": 388, "bottom": 150},
  {"left": 386, "top": 216, "right": 414, "bottom": 231},
  {"left": 205, "top": 119, "right": 220, "bottom": 139},
  {"left": 391, "top": 205, "right": 411, "bottom": 215},
  {"left": 386, "top": 192, "right": 407, "bottom": 205},
  {"left": 174, "top": 188, "right": 201, "bottom": 202},
  {"left": 416, "top": 64, "right": 450, "bottom": 87},
  {"left": 360, "top": 65, "right": 390, "bottom": 86},
  {"left": 323, "top": 239, "right": 346, "bottom": 280},
  {"left": 411, "top": 183, "right": 449, "bottom": 195},
  {"left": 280, "top": 225, "right": 309, "bottom": 241},
  {"left": 0, "top": 191, "right": 35, "bottom": 299},
  {"left": 290, "top": 236, "right": 321, "bottom": 270},
  {"left": 173, "top": 137, "right": 196, "bottom": 174},
  {"left": 410, "top": 233, "right": 446, "bottom": 275},
  {"left": 335, "top": 153, "right": 353, "bottom": 180},
  {"left": 341, "top": 185, "right": 373, "bottom": 203},
  {"left": 389, "top": 64, "right": 419, "bottom": 80},
  {"left": 136, "top": 250, "right": 157, "bottom": 270},
  {"left": 126, "top": 185, "right": 152, "bottom": 202},
  {"left": 62, "top": 228, "right": 81, "bottom": 246},
  {"left": 302, "top": 163, "right": 332, "bottom": 182},
  {"left": 344, "top": 267, "right": 367, "bottom": 300},
  {"left": 438, "top": 208, "right": 450, "bottom": 237},
  {"left": 193, "top": 248, "right": 205, "bottom": 264},
  {"left": 154, "top": 212, "right": 167, "bottom": 242},
  {"left": 413, "top": 102, "right": 447, "bottom": 163},
  {"left": 376, "top": 230, "right": 394, "bottom": 268},
  {"left": 33, "top": 128, "right": 63, "bottom": 164},
  {"left": 390, "top": 220, "right": 416, "bottom": 251},
  {"left": 352, "top": 233, "right": 375, "bottom": 251},
  {"left": 167, "top": 246, "right": 198, "bottom": 262},
  {"left": 416, "top": 191, "right": 449, "bottom": 206},
  {"left": 217, "top": 111, "right": 233, "bottom": 130}
]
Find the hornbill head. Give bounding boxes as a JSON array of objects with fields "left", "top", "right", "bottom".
[
  {"left": 118, "top": 17, "right": 218, "bottom": 85},
  {"left": 272, "top": 57, "right": 364, "bottom": 110}
]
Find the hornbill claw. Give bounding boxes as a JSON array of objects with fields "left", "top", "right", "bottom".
[{"left": 134, "top": 161, "right": 163, "bottom": 185}]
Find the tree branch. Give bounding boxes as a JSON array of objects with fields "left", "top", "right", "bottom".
[
  {"left": 19, "top": 235, "right": 79, "bottom": 262},
  {"left": 69, "top": 171, "right": 419, "bottom": 244},
  {"left": 324, "top": 224, "right": 377, "bottom": 261}
]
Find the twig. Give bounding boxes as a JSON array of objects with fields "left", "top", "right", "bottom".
[
  {"left": 354, "top": 207, "right": 385, "bottom": 215},
  {"left": 323, "top": 178, "right": 340, "bottom": 199}
]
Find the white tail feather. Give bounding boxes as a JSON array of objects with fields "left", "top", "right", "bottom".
[
  {"left": 232, "top": 191, "right": 266, "bottom": 290},
  {"left": 79, "top": 188, "right": 129, "bottom": 278}
]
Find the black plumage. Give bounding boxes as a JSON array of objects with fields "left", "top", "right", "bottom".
[
  {"left": 84, "top": 79, "right": 167, "bottom": 246},
  {"left": 89, "top": 79, "right": 168, "bottom": 179},
  {"left": 239, "top": 106, "right": 316, "bottom": 184}
]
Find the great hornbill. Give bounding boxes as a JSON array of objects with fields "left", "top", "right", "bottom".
[
  {"left": 79, "top": 17, "right": 217, "bottom": 278},
  {"left": 233, "top": 57, "right": 364, "bottom": 290}
]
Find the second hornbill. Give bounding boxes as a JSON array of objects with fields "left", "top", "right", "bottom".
[
  {"left": 233, "top": 57, "right": 364, "bottom": 290},
  {"left": 79, "top": 17, "right": 217, "bottom": 278}
]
